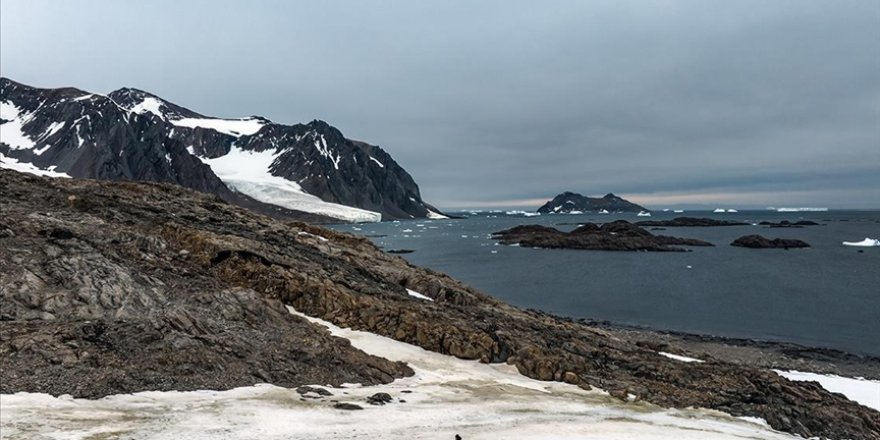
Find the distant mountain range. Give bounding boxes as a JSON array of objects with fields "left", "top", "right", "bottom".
[
  {"left": 537, "top": 191, "right": 647, "bottom": 214},
  {"left": 0, "top": 77, "right": 445, "bottom": 222}
]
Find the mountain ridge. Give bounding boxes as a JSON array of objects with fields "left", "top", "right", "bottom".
[{"left": 0, "top": 77, "right": 444, "bottom": 222}]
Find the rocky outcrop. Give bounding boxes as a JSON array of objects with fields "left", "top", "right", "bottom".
[
  {"left": 759, "top": 220, "right": 821, "bottom": 228},
  {"left": 492, "top": 221, "right": 713, "bottom": 252},
  {"left": 1, "top": 170, "right": 877, "bottom": 440},
  {"left": 636, "top": 217, "right": 749, "bottom": 227},
  {"left": 537, "top": 192, "right": 647, "bottom": 214},
  {"left": 0, "top": 77, "right": 442, "bottom": 221},
  {"left": 731, "top": 235, "right": 811, "bottom": 249}
]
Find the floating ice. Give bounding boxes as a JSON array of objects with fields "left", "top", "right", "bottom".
[
  {"left": 775, "top": 207, "right": 828, "bottom": 212},
  {"left": 842, "top": 238, "right": 880, "bottom": 247}
]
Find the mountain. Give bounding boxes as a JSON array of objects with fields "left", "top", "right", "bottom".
[
  {"left": 537, "top": 191, "right": 648, "bottom": 214},
  {"left": 0, "top": 77, "right": 445, "bottom": 222},
  {"left": 1, "top": 168, "right": 877, "bottom": 440}
]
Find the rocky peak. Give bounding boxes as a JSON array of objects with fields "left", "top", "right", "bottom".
[
  {"left": 2, "top": 77, "right": 444, "bottom": 221},
  {"left": 537, "top": 191, "right": 647, "bottom": 214}
]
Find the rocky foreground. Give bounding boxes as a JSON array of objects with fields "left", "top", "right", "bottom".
[
  {"left": 1, "top": 170, "right": 878, "bottom": 439},
  {"left": 492, "top": 222, "right": 714, "bottom": 252}
]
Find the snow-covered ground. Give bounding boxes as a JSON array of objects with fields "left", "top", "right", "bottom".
[
  {"left": 197, "top": 146, "right": 382, "bottom": 223},
  {"left": 1, "top": 308, "right": 804, "bottom": 440},
  {"left": 0, "top": 153, "right": 70, "bottom": 178},
  {"left": 774, "top": 370, "right": 880, "bottom": 411}
]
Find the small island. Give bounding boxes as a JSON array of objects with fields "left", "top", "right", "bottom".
[
  {"left": 636, "top": 217, "right": 749, "bottom": 227},
  {"left": 731, "top": 235, "right": 810, "bottom": 249},
  {"left": 492, "top": 220, "right": 712, "bottom": 252},
  {"left": 537, "top": 192, "right": 647, "bottom": 214}
]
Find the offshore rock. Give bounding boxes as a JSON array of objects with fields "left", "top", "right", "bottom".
[{"left": 492, "top": 221, "right": 713, "bottom": 252}]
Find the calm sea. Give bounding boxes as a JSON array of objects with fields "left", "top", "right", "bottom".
[{"left": 333, "top": 211, "right": 880, "bottom": 356}]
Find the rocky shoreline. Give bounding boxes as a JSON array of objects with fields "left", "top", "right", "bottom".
[{"left": 1, "top": 170, "right": 878, "bottom": 440}]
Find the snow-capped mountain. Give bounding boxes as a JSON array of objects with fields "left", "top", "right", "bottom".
[{"left": 0, "top": 78, "right": 445, "bottom": 222}]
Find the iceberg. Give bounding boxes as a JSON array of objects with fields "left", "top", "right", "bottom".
[
  {"left": 637, "top": 211, "right": 652, "bottom": 217},
  {"left": 842, "top": 238, "right": 880, "bottom": 247},
  {"left": 776, "top": 207, "right": 829, "bottom": 212}
]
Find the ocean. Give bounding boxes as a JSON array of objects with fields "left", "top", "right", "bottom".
[{"left": 333, "top": 210, "right": 880, "bottom": 356}]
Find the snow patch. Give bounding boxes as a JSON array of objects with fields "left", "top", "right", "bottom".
[
  {"left": 659, "top": 352, "right": 705, "bottom": 363},
  {"left": 427, "top": 210, "right": 449, "bottom": 219},
  {"left": 313, "top": 135, "right": 341, "bottom": 170},
  {"left": 129, "top": 97, "right": 165, "bottom": 119},
  {"left": 369, "top": 156, "right": 384, "bottom": 168},
  {"left": 774, "top": 370, "right": 880, "bottom": 411},
  {"left": 197, "top": 146, "right": 381, "bottom": 223},
  {"left": 406, "top": 289, "right": 434, "bottom": 302},
  {"left": 0, "top": 153, "right": 70, "bottom": 178},
  {"left": 0, "top": 102, "right": 36, "bottom": 151},
  {"left": 172, "top": 117, "right": 266, "bottom": 137}
]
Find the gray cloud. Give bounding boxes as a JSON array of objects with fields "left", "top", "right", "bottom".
[{"left": 2, "top": 0, "right": 878, "bottom": 208}]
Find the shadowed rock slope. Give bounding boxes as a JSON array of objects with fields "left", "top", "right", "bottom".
[{"left": 0, "top": 170, "right": 877, "bottom": 439}]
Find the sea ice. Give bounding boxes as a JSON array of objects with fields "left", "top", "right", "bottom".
[{"left": 842, "top": 238, "right": 880, "bottom": 247}]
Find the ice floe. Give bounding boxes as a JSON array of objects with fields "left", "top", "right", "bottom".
[{"left": 842, "top": 238, "right": 880, "bottom": 247}]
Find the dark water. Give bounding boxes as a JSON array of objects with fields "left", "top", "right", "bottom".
[{"left": 333, "top": 211, "right": 880, "bottom": 356}]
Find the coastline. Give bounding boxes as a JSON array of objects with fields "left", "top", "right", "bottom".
[
  {"left": 2, "top": 170, "right": 878, "bottom": 439},
  {"left": 584, "top": 318, "right": 880, "bottom": 381}
]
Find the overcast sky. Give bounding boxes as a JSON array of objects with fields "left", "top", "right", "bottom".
[{"left": 2, "top": 1, "right": 878, "bottom": 209}]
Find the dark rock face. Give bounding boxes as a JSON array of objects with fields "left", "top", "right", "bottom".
[
  {"left": 1, "top": 169, "right": 878, "bottom": 440},
  {"left": 731, "top": 235, "right": 811, "bottom": 249},
  {"left": 0, "top": 171, "right": 412, "bottom": 398},
  {"left": 537, "top": 192, "right": 647, "bottom": 214},
  {"left": 493, "top": 221, "right": 713, "bottom": 252},
  {"left": 0, "top": 77, "right": 441, "bottom": 220},
  {"left": 637, "top": 217, "right": 749, "bottom": 227}
]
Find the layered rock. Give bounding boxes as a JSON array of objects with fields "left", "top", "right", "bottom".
[
  {"left": 537, "top": 192, "right": 647, "bottom": 214},
  {"left": 0, "top": 169, "right": 877, "bottom": 439},
  {"left": 492, "top": 221, "right": 713, "bottom": 252}
]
